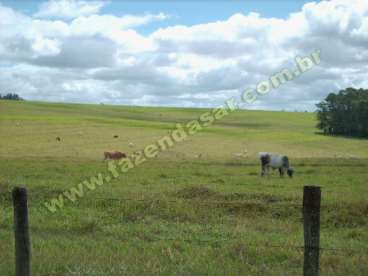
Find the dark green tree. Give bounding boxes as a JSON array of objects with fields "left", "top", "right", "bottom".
[
  {"left": 316, "top": 88, "right": 368, "bottom": 138},
  {"left": 0, "top": 93, "right": 23, "bottom": 101}
]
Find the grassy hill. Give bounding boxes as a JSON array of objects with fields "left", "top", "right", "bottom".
[{"left": 0, "top": 100, "right": 367, "bottom": 275}]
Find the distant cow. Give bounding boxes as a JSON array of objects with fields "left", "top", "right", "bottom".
[
  {"left": 104, "top": 151, "right": 127, "bottom": 160},
  {"left": 259, "top": 152, "right": 294, "bottom": 178},
  {"left": 56, "top": 137, "right": 61, "bottom": 141},
  {"left": 113, "top": 135, "right": 119, "bottom": 138}
]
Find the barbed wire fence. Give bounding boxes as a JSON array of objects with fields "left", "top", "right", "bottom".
[{"left": 9, "top": 186, "right": 368, "bottom": 276}]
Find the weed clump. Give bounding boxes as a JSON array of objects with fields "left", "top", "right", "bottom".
[{"left": 176, "top": 186, "right": 218, "bottom": 199}]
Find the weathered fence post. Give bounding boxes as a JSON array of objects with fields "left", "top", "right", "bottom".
[
  {"left": 13, "top": 187, "right": 31, "bottom": 276},
  {"left": 303, "top": 186, "right": 321, "bottom": 276}
]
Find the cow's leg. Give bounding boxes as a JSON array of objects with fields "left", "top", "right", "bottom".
[
  {"left": 262, "top": 165, "right": 270, "bottom": 176},
  {"left": 260, "top": 155, "right": 270, "bottom": 177},
  {"left": 279, "top": 168, "right": 285, "bottom": 177},
  {"left": 261, "top": 164, "right": 266, "bottom": 176},
  {"left": 266, "top": 165, "right": 270, "bottom": 176}
]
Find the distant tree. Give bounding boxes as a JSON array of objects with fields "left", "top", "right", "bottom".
[
  {"left": 0, "top": 93, "right": 24, "bottom": 101},
  {"left": 316, "top": 88, "right": 368, "bottom": 138}
]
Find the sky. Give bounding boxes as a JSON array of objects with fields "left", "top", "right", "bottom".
[{"left": 0, "top": 0, "right": 367, "bottom": 111}]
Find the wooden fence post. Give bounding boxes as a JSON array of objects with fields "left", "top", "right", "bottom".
[
  {"left": 303, "top": 186, "right": 321, "bottom": 276},
  {"left": 13, "top": 187, "right": 31, "bottom": 276}
]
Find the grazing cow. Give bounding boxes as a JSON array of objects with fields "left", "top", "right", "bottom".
[
  {"left": 56, "top": 137, "right": 61, "bottom": 141},
  {"left": 104, "top": 151, "right": 127, "bottom": 160},
  {"left": 113, "top": 135, "right": 119, "bottom": 138},
  {"left": 259, "top": 152, "right": 294, "bottom": 178}
]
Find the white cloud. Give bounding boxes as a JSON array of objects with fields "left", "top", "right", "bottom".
[
  {"left": 34, "top": 0, "right": 107, "bottom": 19},
  {"left": 31, "top": 37, "right": 61, "bottom": 57},
  {"left": 0, "top": 0, "right": 367, "bottom": 110},
  {"left": 70, "top": 13, "right": 168, "bottom": 36}
]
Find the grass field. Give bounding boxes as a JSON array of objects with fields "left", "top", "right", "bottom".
[{"left": 1, "top": 100, "right": 368, "bottom": 275}]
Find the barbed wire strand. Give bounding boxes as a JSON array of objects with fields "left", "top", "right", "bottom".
[{"left": 76, "top": 228, "right": 368, "bottom": 256}]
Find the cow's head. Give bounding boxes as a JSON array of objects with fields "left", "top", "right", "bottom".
[
  {"left": 287, "top": 167, "right": 294, "bottom": 178},
  {"left": 104, "top": 152, "right": 110, "bottom": 160}
]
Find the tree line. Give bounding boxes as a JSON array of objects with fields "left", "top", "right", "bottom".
[
  {"left": 0, "top": 93, "right": 23, "bottom": 101},
  {"left": 316, "top": 87, "right": 368, "bottom": 138}
]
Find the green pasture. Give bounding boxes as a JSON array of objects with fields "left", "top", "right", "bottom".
[{"left": 0, "top": 100, "right": 367, "bottom": 275}]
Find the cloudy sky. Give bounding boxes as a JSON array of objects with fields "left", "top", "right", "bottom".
[{"left": 0, "top": 0, "right": 367, "bottom": 111}]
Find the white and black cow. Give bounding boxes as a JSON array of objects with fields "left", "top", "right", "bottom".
[{"left": 259, "top": 152, "right": 294, "bottom": 178}]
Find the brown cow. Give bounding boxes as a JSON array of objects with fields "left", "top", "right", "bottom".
[{"left": 104, "top": 151, "right": 127, "bottom": 160}]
